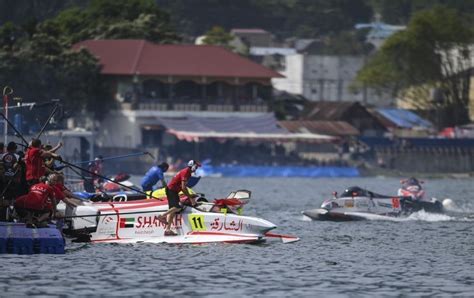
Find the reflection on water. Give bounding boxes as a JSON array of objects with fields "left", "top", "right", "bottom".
[{"left": 1, "top": 177, "right": 473, "bottom": 296}]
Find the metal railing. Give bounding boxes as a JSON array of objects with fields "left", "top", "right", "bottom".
[{"left": 123, "top": 98, "right": 271, "bottom": 112}]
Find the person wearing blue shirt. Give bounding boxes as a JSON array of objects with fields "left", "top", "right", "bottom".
[{"left": 141, "top": 162, "right": 169, "bottom": 192}]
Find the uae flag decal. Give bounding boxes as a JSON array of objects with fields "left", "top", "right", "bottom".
[{"left": 119, "top": 217, "right": 135, "bottom": 228}]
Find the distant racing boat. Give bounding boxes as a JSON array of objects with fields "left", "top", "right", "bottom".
[{"left": 302, "top": 186, "right": 445, "bottom": 221}]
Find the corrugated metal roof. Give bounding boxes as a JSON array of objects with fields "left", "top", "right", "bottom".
[
  {"left": 376, "top": 108, "right": 433, "bottom": 129},
  {"left": 73, "top": 39, "right": 283, "bottom": 78},
  {"left": 302, "top": 102, "right": 361, "bottom": 120},
  {"left": 154, "top": 114, "right": 334, "bottom": 142},
  {"left": 159, "top": 113, "right": 285, "bottom": 134},
  {"left": 278, "top": 120, "right": 359, "bottom": 136}
]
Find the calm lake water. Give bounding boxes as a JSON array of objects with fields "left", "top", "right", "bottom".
[{"left": 1, "top": 177, "right": 473, "bottom": 297}]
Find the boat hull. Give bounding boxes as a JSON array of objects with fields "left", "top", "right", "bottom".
[
  {"left": 65, "top": 199, "right": 277, "bottom": 244},
  {"left": 302, "top": 196, "right": 444, "bottom": 221},
  {"left": 302, "top": 208, "right": 367, "bottom": 221}
]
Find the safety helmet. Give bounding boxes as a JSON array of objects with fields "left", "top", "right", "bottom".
[
  {"left": 341, "top": 186, "right": 365, "bottom": 197},
  {"left": 406, "top": 177, "right": 419, "bottom": 185},
  {"left": 187, "top": 160, "right": 201, "bottom": 171},
  {"left": 187, "top": 160, "right": 201, "bottom": 167}
]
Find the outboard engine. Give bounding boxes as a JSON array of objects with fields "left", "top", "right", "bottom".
[{"left": 64, "top": 203, "right": 100, "bottom": 234}]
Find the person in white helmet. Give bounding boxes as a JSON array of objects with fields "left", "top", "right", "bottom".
[{"left": 159, "top": 159, "right": 201, "bottom": 236}]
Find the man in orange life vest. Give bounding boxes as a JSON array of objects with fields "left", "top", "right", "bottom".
[{"left": 159, "top": 160, "right": 200, "bottom": 236}]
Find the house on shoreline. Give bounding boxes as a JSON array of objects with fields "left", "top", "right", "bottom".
[{"left": 74, "top": 39, "right": 336, "bottom": 172}]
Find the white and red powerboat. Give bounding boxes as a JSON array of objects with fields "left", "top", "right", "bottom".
[
  {"left": 64, "top": 190, "right": 298, "bottom": 244},
  {"left": 303, "top": 186, "right": 445, "bottom": 221}
]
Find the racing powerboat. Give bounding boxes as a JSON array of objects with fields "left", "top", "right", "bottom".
[
  {"left": 64, "top": 190, "right": 298, "bottom": 244},
  {"left": 70, "top": 175, "right": 202, "bottom": 203},
  {"left": 302, "top": 186, "right": 444, "bottom": 221}
]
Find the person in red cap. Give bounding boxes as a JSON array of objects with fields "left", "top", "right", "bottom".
[{"left": 159, "top": 159, "right": 200, "bottom": 236}]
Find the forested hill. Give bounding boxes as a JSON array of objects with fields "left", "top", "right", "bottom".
[
  {"left": 2, "top": 0, "right": 474, "bottom": 39},
  {"left": 154, "top": 0, "right": 372, "bottom": 38}
]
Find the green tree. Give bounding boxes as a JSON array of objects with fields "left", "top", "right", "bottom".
[
  {"left": 370, "top": 0, "right": 474, "bottom": 25},
  {"left": 202, "top": 26, "right": 234, "bottom": 49},
  {"left": 356, "top": 6, "right": 474, "bottom": 126},
  {"left": 47, "top": 0, "right": 179, "bottom": 44},
  {"left": 0, "top": 0, "right": 180, "bottom": 119},
  {"left": 0, "top": 22, "right": 23, "bottom": 51},
  {"left": 156, "top": 0, "right": 372, "bottom": 39}
]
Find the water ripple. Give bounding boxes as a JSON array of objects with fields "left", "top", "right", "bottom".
[{"left": 1, "top": 177, "right": 473, "bottom": 296}]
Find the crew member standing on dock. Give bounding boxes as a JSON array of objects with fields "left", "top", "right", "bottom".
[
  {"left": 1, "top": 142, "right": 21, "bottom": 200},
  {"left": 43, "top": 142, "right": 63, "bottom": 175},
  {"left": 25, "top": 139, "right": 60, "bottom": 188}
]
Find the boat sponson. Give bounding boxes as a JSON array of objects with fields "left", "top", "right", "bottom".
[{"left": 302, "top": 209, "right": 365, "bottom": 221}]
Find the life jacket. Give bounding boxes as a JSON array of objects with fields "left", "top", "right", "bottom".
[{"left": 2, "top": 152, "right": 19, "bottom": 181}]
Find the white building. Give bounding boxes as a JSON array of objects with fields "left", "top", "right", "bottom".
[{"left": 272, "top": 54, "right": 393, "bottom": 106}]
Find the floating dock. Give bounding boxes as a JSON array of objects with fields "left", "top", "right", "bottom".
[{"left": 0, "top": 222, "right": 65, "bottom": 254}]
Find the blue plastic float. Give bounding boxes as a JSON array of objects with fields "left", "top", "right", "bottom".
[{"left": 0, "top": 222, "right": 65, "bottom": 254}]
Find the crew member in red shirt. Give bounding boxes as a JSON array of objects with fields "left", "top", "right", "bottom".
[
  {"left": 159, "top": 160, "right": 200, "bottom": 236},
  {"left": 25, "top": 139, "right": 60, "bottom": 187},
  {"left": 51, "top": 174, "right": 81, "bottom": 208},
  {"left": 14, "top": 176, "right": 57, "bottom": 227},
  {"left": 15, "top": 173, "right": 77, "bottom": 227}
]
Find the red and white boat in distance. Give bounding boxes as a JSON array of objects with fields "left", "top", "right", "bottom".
[{"left": 64, "top": 190, "right": 299, "bottom": 244}]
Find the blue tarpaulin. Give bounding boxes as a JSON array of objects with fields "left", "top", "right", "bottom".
[
  {"left": 198, "top": 165, "right": 360, "bottom": 177},
  {"left": 377, "top": 108, "right": 432, "bottom": 129}
]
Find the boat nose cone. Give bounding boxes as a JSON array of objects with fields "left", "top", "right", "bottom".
[
  {"left": 259, "top": 218, "right": 277, "bottom": 233},
  {"left": 302, "top": 208, "right": 328, "bottom": 220}
]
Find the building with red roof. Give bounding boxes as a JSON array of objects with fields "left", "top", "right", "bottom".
[{"left": 74, "top": 39, "right": 282, "bottom": 112}]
